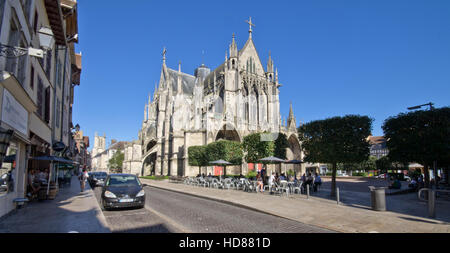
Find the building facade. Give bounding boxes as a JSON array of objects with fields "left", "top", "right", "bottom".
[
  {"left": 73, "top": 130, "right": 89, "bottom": 170},
  {"left": 368, "top": 136, "right": 389, "bottom": 159},
  {"left": 0, "top": 0, "right": 81, "bottom": 218},
  {"left": 137, "top": 21, "right": 304, "bottom": 177},
  {"left": 122, "top": 140, "right": 142, "bottom": 176},
  {"left": 91, "top": 133, "right": 129, "bottom": 173}
]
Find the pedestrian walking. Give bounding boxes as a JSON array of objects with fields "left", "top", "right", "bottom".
[
  {"left": 313, "top": 173, "right": 322, "bottom": 192},
  {"left": 79, "top": 169, "right": 89, "bottom": 192}
]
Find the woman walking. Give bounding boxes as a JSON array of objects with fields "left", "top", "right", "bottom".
[{"left": 79, "top": 168, "right": 89, "bottom": 192}]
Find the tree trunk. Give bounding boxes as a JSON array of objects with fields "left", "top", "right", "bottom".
[{"left": 331, "top": 163, "right": 337, "bottom": 197}]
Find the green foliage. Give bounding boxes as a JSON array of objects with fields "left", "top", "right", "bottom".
[
  {"left": 286, "top": 169, "right": 295, "bottom": 176},
  {"left": 298, "top": 115, "right": 373, "bottom": 164},
  {"left": 242, "top": 132, "right": 275, "bottom": 163},
  {"left": 274, "top": 133, "right": 289, "bottom": 160},
  {"left": 383, "top": 107, "right": 450, "bottom": 168},
  {"left": 188, "top": 146, "right": 208, "bottom": 167},
  {"left": 352, "top": 172, "right": 368, "bottom": 177},
  {"left": 246, "top": 170, "right": 257, "bottom": 179},
  {"left": 375, "top": 156, "right": 391, "bottom": 173},
  {"left": 299, "top": 115, "right": 373, "bottom": 196},
  {"left": 358, "top": 156, "right": 377, "bottom": 171},
  {"left": 382, "top": 107, "right": 450, "bottom": 187},
  {"left": 108, "top": 150, "right": 124, "bottom": 173},
  {"left": 206, "top": 140, "right": 243, "bottom": 165}
]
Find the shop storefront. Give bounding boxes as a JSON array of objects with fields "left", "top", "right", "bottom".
[{"left": 0, "top": 72, "right": 36, "bottom": 217}]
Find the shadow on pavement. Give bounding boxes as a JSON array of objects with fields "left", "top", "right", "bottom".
[
  {"left": 300, "top": 177, "right": 450, "bottom": 223},
  {"left": 0, "top": 176, "right": 110, "bottom": 233},
  {"left": 113, "top": 223, "right": 173, "bottom": 233}
]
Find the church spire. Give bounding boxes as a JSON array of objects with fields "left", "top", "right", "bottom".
[
  {"left": 245, "top": 17, "right": 255, "bottom": 39},
  {"left": 289, "top": 102, "right": 294, "bottom": 119},
  {"left": 177, "top": 61, "right": 182, "bottom": 95},
  {"left": 267, "top": 50, "right": 274, "bottom": 76},
  {"left": 288, "top": 102, "right": 296, "bottom": 130},
  {"left": 162, "top": 47, "right": 167, "bottom": 66},
  {"left": 230, "top": 33, "right": 238, "bottom": 58}
]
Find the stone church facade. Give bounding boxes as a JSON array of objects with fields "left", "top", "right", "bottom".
[{"left": 135, "top": 20, "right": 304, "bottom": 177}]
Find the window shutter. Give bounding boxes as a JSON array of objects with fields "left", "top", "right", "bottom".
[
  {"left": 44, "top": 86, "right": 50, "bottom": 123},
  {"left": 37, "top": 78, "right": 43, "bottom": 117}
]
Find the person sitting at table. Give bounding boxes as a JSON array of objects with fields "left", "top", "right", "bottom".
[
  {"left": 38, "top": 169, "right": 47, "bottom": 184},
  {"left": 256, "top": 172, "right": 264, "bottom": 193},
  {"left": 268, "top": 172, "right": 276, "bottom": 194},
  {"left": 279, "top": 173, "right": 286, "bottom": 181},
  {"left": 389, "top": 178, "right": 401, "bottom": 189},
  {"left": 27, "top": 169, "right": 41, "bottom": 198},
  {"left": 408, "top": 177, "right": 418, "bottom": 189}
]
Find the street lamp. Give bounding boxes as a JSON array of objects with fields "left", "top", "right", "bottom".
[
  {"left": 0, "top": 128, "right": 14, "bottom": 168},
  {"left": 407, "top": 102, "right": 434, "bottom": 111},
  {"left": 0, "top": 26, "right": 54, "bottom": 58}
]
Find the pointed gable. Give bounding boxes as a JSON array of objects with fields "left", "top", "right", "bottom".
[{"left": 239, "top": 38, "right": 265, "bottom": 76}]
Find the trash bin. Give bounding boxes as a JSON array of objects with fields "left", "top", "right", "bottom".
[{"left": 369, "top": 186, "right": 386, "bottom": 211}]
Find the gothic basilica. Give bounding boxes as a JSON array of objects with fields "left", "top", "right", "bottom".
[{"left": 124, "top": 19, "right": 304, "bottom": 177}]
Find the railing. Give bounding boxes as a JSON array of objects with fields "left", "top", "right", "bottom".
[{"left": 417, "top": 188, "right": 450, "bottom": 218}]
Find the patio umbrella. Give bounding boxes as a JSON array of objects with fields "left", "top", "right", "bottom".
[
  {"left": 209, "top": 160, "right": 231, "bottom": 178},
  {"left": 30, "top": 156, "right": 75, "bottom": 195},
  {"left": 259, "top": 156, "right": 286, "bottom": 163},
  {"left": 259, "top": 156, "right": 286, "bottom": 174},
  {"left": 285, "top": 159, "right": 304, "bottom": 164}
]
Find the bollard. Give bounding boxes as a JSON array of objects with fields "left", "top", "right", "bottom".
[
  {"left": 336, "top": 187, "right": 340, "bottom": 205},
  {"left": 306, "top": 184, "right": 310, "bottom": 199},
  {"left": 428, "top": 190, "right": 436, "bottom": 218}
]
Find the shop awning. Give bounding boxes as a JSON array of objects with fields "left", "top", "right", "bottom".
[{"left": 30, "top": 155, "right": 74, "bottom": 164}]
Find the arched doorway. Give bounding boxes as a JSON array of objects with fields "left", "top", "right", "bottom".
[
  {"left": 142, "top": 152, "right": 157, "bottom": 176},
  {"left": 214, "top": 124, "right": 241, "bottom": 175},
  {"left": 215, "top": 124, "right": 240, "bottom": 142}
]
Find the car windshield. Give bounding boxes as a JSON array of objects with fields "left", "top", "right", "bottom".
[
  {"left": 106, "top": 175, "right": 141, "bottom": 187},
  {"left": 98, "top": 172, "right": 107, "bottom": 177}
]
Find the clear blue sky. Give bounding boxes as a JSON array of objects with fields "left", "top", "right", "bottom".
[{"left": 72, "top": 0, "right": 450, "bottom": 150}]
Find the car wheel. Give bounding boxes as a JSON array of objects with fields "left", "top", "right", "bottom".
[{"left": 101, "top": 199, "right": 109, "bottom": 211}]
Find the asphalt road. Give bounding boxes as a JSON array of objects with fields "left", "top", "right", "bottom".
[
  {"left": 143, "top": 186, "right": 334, "bottom": 233},
  {"left": 93, "top": 186, "right": 183, "bottom": 233},
  {"left": 94, "top": 183, "right": 334, "bottom": 233}
]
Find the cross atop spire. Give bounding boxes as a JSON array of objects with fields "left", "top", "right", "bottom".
[{"left": 245, "top": 17, "right": 255, "bottom": 38}]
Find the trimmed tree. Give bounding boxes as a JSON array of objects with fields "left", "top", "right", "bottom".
[
  {"left": 382, "top": 107, "right": 450, "bottom": 188},
  {"left": 299, "top": 115, "right": 373, "bottom": 197},
  {"left": 206, "top": 140, "right": 243, "bottom": 176},
  {"left": 274, "top": 133, "right": 289, "bottom": 160},
  {"left": 108, "top": 150, "right": 124, "bottom": 173},
  {"left": 188, "top": 145, "right": 208, "bottom": 175},
  {"left": 242, "top": 132, "right": 275, "bottom": 163}
]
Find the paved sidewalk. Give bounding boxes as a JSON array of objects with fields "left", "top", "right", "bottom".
[
  {"left": 142, "top": 179, "right": 450, "bottom": 233},
  {"left": 0, "top": 176, "right": 110, "bottom": 233}
]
